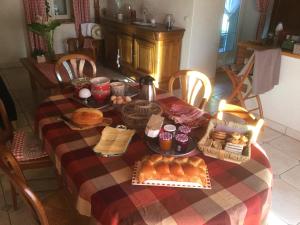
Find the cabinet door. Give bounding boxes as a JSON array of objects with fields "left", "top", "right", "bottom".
[
  {"left": 118, "top": 34, "right": 133, "bottom": 67},
  {"left": 134, "top": 39, "right": 155, "bottom": 75},
  {"left": 103, "top": 29, "right": 118, "bottom": 69}
]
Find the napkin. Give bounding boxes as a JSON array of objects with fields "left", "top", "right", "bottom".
[{"left": 94, "top": 126, "right": 135, "bottom": 156}]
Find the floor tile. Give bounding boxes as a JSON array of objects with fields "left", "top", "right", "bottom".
[
  {"left": 269, "top": 135, "right": 300, "bottom": 160},
  {"left": 9, "top": 205, "right": 38, "bottom": 225},
  {"left": 14, "top": 112, "right": 29, "bottom": 129},
  {"left": 272, "top": 178, "right": 300, "bottom": 225},
  {"left": 261, "top": 143, "right": 299, "bottom": 175},
  {"left": 0, "top": 211, "right": 10, "bottom": 225},
  {"left": 258, "top": 127, "right": 283, "bottom": 144},
  {"left": 267, "top": 210, "right": 289, "bottom": 225},
  {"left": 281, "top": 165, "right": 300, "bottom": 190}
]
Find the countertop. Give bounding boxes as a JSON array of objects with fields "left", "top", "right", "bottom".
[
  {"left": 238, "top": 41, "right": 300, "bottom": 60},
  {"left": 100, "top": 16, "right": 185, "bottom": 33}
]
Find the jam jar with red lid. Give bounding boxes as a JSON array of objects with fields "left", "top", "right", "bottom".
[
  {"left": 175, "top": 134, "right": 189, "bottom": 152},
  {"left": 159, "top": 132, "right": 173, "bottom": 151},
  {"left": 178, "top": 125, "right": 191, "bottom": 135}
]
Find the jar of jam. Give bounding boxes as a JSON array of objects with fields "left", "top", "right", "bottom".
[
  {"left": 178, "top": 125, "right": 191, "bottom": 135},
  {"left": 159, "top": 132, "right": 173, "bottom": 151},
  {"left": 175, "top": 134, "right": 189, "bottom": 152},
  {"left": 163, "top": 124, "right": 176, "bottom": 137}
]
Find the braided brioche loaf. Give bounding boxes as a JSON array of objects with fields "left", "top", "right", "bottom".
[{"left": 138, "top": 154, "right": 207, "bottom": 186}]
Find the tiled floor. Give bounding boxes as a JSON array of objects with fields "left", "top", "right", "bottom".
[{"left": 1, "top": 66, "right": 300, "bottom": 225}]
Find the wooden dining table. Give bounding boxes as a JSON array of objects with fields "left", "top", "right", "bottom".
[{"left": 36, "top": 91, "right": 272, "bottom": 225}]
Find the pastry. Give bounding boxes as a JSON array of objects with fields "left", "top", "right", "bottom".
[
  {"left": 231, "top": 132, "right": 241, "bottom": 140},
  {"left": 212, "top": 131, "right": 227, "bottom": 140},
  {"left": 138, "top": 154, "right": 207, "bottom": 186},
  {"left": 72, "top": 108, "right": 103, "bottom": 126}
]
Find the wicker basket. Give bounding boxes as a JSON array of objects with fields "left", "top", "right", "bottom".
[
  {"left": 121, "top": 100, "right": 162, "bottom": 130},
  {"left": 198, "top": 119, "right": 252, "bottom": 164}
]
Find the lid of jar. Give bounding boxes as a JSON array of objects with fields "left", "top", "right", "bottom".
[
  {"left": 175, "top": 133, "right": 188, "bottom": 143},
  {"left": 159, "top": 132, "right": 172, "bottom": 140},
  {"left": 178, "top": 125, "right": 191, "bottom": 134},
  {"left": 164, "top": 124, "right": 176, "bottom": 132}
]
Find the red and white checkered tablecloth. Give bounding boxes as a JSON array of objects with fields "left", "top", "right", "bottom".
[{"left": 36, "top": 93, "right": 272, "bottom": 225}]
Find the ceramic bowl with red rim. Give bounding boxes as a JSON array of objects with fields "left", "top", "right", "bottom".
[
  {"left": 90, "top": 77, "right": 111, "bottom": 103},
  {"left": 71, "top": 77, "right": 91, "bottom": 98}
]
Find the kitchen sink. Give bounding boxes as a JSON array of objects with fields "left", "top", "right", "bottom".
[{"left": 132, "top": 21, "right": 153, "bottom": 26}]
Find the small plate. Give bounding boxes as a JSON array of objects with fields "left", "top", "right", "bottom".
[
  {"left": 145, "top": 137, "right": 196, "bottom": 157},
  {"left": 70, "top": 97, "right": 112, "bottom": 110}
]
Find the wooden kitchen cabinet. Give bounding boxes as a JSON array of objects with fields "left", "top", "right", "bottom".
[
  {"left": 118, "top": 34, "right": 133, "bottom": 68},
  {"left": 101, "top": 17, "right": 185, "bottom": 89},
  {"left": 133, "top": 39, "right": 155, "bottom": 75}
]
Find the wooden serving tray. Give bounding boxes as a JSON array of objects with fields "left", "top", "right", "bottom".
[
  {"left": 132, "top": 161, "right": 211, "bottom": 189},
  {"left": 60, "top": 114, "right": 112, "bottom": 131}
]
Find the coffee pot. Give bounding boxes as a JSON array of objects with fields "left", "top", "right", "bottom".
[{"left": 139, "top": 76, "right": 156, "bottom": 101}]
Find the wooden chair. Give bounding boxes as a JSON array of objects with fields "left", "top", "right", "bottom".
[
  {"left": 0, "top": 146, "right": 89, "bottom": 225},
  {"left": 217, "top": 99, "right": 264, "bottom": 142},
  {"left": 168, "top": 70, "right": 212, "bottom": 109},
  {"left": 0, "top": 98, "right": 53, "bottom": 209},
  {"left": 67, "top": 36, "right": 102, "bottom": 61},
  {"left": 54, "top": 54, "right": 97, "bottom": 87},
  {"left": 222, "top": 54, "right": 264, "bottom": 119}
]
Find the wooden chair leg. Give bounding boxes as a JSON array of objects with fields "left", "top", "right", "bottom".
[{"left": 10, "top": 182, "right": 18, "bottom": 210}]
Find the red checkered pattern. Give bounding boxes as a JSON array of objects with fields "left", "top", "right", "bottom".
[
  {"left": 36, "top": 93, "right": 273, "bottom": 225},
  {"left": 11, "top": 130, "right": 48, "bottom": 162}
]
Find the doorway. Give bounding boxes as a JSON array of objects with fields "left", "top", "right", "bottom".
[{"left": 218, "top": 0, "right": 241, "bottom": 66}]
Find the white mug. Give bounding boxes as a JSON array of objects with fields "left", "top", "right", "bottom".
[{"left": 117, "top": 13, "right": 124, "bottom": 21}]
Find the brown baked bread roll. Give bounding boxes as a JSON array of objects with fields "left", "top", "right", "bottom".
[
  {"left": 138, "top": 154, "right": 207, "bottom": 186},
  {"left": 71, "top": 108, "right": 103, "bottom": 126}
]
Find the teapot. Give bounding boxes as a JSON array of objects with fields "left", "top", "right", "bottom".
[{"left": 139, "top": 76, "right": 156, "bottom": 101}]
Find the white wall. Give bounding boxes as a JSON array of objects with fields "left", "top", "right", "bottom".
[
  {"left": 260, "top": 55, "right": 300, "bottom": 134},
  {"left": 0, "top": 0, "right": 28, "bottom": 67},
  {"left": 188, "top": 0, "right": 225, "bottom": 77},
  {"left": 238, "top": 0, "right": 274, "bottom": 41}
]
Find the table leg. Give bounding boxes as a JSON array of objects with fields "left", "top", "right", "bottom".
[{"left": 29, "top": 74, "right": 37, "bottom": 92}]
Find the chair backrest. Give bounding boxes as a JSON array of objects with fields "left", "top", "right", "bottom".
[
  {"left": 168, "top": 70, "right": 212, "bottom": 109},
  {"left": 237, "top": 53, "right": 255, "bottom": 77},
  {"left": 0, "top": 145, "right": 49, "bottom": 225},
  {"left": 217, "top": 99, "right": 264, "bottom": 142},
  {"left": 0, "top": 98, "right": 13, "bottom": 144},
  {"left": 55, "top": 54, "right": 97, "bottom": 84}
]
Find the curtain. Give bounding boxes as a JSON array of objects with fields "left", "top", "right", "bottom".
[
  {"left": 225, "top": 0, "right": 240, "bottom": 16},
  {"left": 23, "top": 0, "right": 46, "bottom": 52},
  {"left": 256, "top": 0, "right": 271, "bottom": 40},
  {"left": 73, "top": 0, "right": 90, "bottom": 36}
]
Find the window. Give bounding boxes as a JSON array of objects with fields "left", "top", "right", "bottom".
[
  {"left": 48, "top": 0, "right": 73, "bottom": 21},
  {"left": 219, "top": 0, "right": 241, "bottom": 53}
]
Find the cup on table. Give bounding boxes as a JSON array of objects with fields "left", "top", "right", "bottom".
[
  {"left": 111, "top": 82, "right": 125, "bottom": 96},
  {"left": 71, "top": 77, "right": 91, "bottom": 98},
  {"left": 117, "top": 13, "right": 124, "bottom": 21},
  {"left": 90, "top": 77, "right": 111, "bottom": 103}
]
